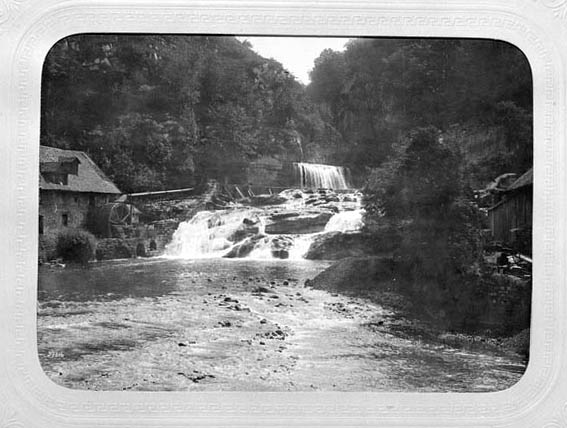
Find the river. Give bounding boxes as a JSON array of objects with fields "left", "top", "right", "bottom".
[{"left": 37, "top": 257, "right": 526, "bottom": 392}]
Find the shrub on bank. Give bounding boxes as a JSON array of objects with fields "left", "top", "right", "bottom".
[
  {"left": 56, "top": 229, "right": 97, "bottom": 264},
  {"left": 38, "top": 234, "right": 59, "bottom": 263}
]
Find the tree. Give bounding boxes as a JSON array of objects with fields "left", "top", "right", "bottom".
[{"left": 365, "top": 127, "right": 483, "bottom": 277}]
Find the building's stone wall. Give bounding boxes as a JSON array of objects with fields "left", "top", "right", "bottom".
[
  {"left": 38, "top": 190, "right": 115, "bottom": 262},
  {"left": 39, "top": 190, "right": 112, "bottom": 238},
  {"left": 94, "top": 219, "right": 180, "bottom": 260}
]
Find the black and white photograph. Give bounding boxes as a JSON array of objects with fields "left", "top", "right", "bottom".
[{"left": 37, "top": 34, "right": 533, "bottom": 392}]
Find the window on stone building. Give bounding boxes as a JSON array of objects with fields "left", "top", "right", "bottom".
[{"left": 62, "top": 213, "right": 69, "bottom": 226}]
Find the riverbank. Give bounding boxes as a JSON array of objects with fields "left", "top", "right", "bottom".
[{"left": 306, "top": 256, "right": 531, "bottom": 360}]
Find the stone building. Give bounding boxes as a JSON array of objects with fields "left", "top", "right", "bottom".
[{"left": 39, "top": 145, "right": 121, "bottom": 258}]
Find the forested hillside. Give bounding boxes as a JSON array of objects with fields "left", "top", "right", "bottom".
[
  {"left": 307, "top": 38, "right": 532, "bottom": 187},
  {"left": 41, "top": 35, "right": 343, "bottom": 193},
  {"left": 42, "top": 36, "right": 532, "bottom": 194}
]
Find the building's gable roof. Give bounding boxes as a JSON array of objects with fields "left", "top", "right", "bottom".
[
  {"left": 39, "top": 146, "right": 121, "bottom": 194},
  {"left": 507, "top": 168, "right": 533, "bottom": 192}
]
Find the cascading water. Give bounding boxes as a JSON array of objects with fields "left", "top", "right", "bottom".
[
  {"left": 165, "top": 209, "right": 263, "bottom": 259},
  {"left": 324, "top": 210, "right": 364, "bottom": 233},
  {"left": 165, "top": 188, "right": 364, "bottom": 260},
  {"left": 293, "top": 162, "right": 350, "bottom": 190}
]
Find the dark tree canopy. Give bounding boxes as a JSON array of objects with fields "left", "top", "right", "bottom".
[
  {"left": 307, "top": 38, "right": 532, "bottom": 186},
  {"left": 41, "top": 35, "right": 343, "bottom": 193},
  {"left": 42, "top": 36, "right": 532, "bottom": 194}
]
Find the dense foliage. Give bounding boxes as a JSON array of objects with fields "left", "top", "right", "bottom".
[
  {"left": 42, "top": 35, "right": 342, "bottom": 192},
  {"left": 42, "top": 36, "right": 532, "bottom": 194},
  {"left": 307, "top": 38, "right": 532, "bottom": 186},
  {"left": 363, "top": 128, "right": 497, "bottom": 331},
  {"left": 56, "top": 229, "right": 97, "bottom": 264},
  {"left": 367, "top": 127, "right": 483, "bottom": 273}
]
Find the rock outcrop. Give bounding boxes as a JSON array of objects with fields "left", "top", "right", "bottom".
[
  {"left": 304, "top": 228, "right": 401, "bottom": 260},
  {"left": 265, "top": 211, "right": 333, "bottom": 235},
  {"left": 307, "top": 256, "right": 400, "bottom": 294}
]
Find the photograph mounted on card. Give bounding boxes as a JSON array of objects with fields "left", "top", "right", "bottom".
[
  {"left": 37, "top": 33, "right": 532, "bottom": 393},
  {"left": 0, "top": 0, "right": 565, "bottom": 427}
]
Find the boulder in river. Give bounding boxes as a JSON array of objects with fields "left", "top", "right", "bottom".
[
  {"left": 223, "top": 235, "right": 265, "bottom": 258},
  {"left": 269, "top": 211, "right": 301, "bottom": 221},
  {"left": 265, "top": 211, "right": 333, "bottom": 234},
  {"left": 228, "top": 217, "right": 261, "bottom": 242},
  {"left": 305, "top": 228, "right": 402, "bottom": 260},
  {"left": 249, "top": 194, "right": 288, "bottom": 206},
  {"left": 308, "top": 256, "right": 400, "bottom": 295},
  {"left": 270, "top": 235, "right": 294, "bottom": 259}
]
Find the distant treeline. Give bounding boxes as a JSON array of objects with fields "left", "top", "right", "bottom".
[{"left": 41, "top": 35, "right": 532, "bottom": 193}]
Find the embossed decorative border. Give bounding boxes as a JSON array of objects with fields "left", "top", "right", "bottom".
[
  {"left": 0, "top": 1, "right": 565, "bottom": 427},
  {"left": 534, "top": 0, "right": 567, "bottom": 20}
]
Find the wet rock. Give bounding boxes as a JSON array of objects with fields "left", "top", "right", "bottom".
[
  {"left": 316, "top": 203, "right": 340, "bottom": 213},
  {"left": 249, "top": 194, "right": 288, "bottom": 206},
  {"left": 270, "top": 211, "right": 301, "bottom": 220},
  {"left": 264, "top": 329, "right": 287, "bottom": 340},
  {"left": 309, "top": 256, "right": 399, "bottom": 295},
  {"left": 223, "top": 235, "right": 265, "bottom": 258},
  {"left": 228, "top": 217, "right": 261, "bottom": 242},
  {"left": 305, "top": 229, "right": 402, "bottom": 260},
  {"left": 243, "top": 217, "right": 257, "bottom": 226},
  {"left": 218, "top": 320, "right": 232, "bottom": 327},
  {"left": 260, "top": 318, "right": 267, "bottom": 324},
  {"left": 178, "top": 372, "right": 215, "bottom": 383},
  {"left": 265, "top": 212, "right": 333, "bottom": 235},
  {"left": 254, "top": 286, "right": 271, "bottom": 293},
  {"left": 270, "top": 235, "right": 294, "bottom": 259}
]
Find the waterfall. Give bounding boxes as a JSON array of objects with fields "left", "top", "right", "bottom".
[
  {"left": 324, "top": 210, "right": 364, "bottom": 233},
  {"left": 293, "top": 162, "right": 349, "bottom": 190},
  {"left": 165, "top": 209, "right": 262, "bottom": 259},
  {"left": 165, "top": 187, "right": 363, "bottom": 260}
]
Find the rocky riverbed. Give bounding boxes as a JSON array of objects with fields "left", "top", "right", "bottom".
[{"left": 37, "top": 258, "right": 527, "bottom": 392}]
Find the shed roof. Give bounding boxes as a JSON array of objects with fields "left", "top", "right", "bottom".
[
  {"left": 507, "top": 168, "right": 533, "bottom": 192},
  {"left": 39, "top": 146, "right": 121, "bottom": 194}
]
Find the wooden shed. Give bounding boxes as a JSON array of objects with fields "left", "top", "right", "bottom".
[{"left": 487, "top": 168, "right": 533, "bottom": 254}]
